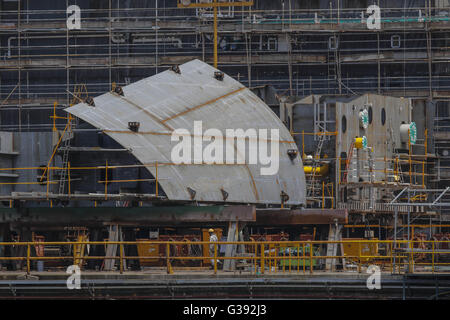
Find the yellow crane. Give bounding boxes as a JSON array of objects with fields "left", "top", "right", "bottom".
[{"left": 177, "top": 0, "right": 254, "bottom": 68}]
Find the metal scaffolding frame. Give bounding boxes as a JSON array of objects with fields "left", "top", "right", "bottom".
[
  {"left": 0, "top": 1, "right": 448, "bottom": 224},
  {"left": 1, "top": 4, "right": 450, "bottom": 120}
]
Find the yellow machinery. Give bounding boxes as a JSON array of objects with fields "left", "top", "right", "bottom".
[
  {"left": 65, "top": 228, "right": 89, "bottom": 267},
  {"left": 136, "top": 239, "right": 160, "bottom": 266},
  {"left": 342, "top": 238, "right": 379, "bottom": 263},
  {"left": 73, "top": 234, "right": 89, "bottom": 267},
  {"left": 202, "top": 228, "right": 223, "bottom": 264},
  {"left": 354, "top": 136, "right": 367, "bottom": 149}
]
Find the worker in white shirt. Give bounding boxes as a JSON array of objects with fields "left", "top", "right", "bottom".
[{"left": 208, "top": 228, "right": 218, "bottom": 268}]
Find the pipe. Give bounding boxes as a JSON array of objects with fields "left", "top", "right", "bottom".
[
  {"left": 132, "top": 36, "right": 182, "bottom": 47},
  {"left": 304, "top": 164, "right": 329, "bottom": 176}
]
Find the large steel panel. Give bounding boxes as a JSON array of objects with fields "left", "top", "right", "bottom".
[{"left": 66, "top": 60, "right": 306, "bottom": 205}]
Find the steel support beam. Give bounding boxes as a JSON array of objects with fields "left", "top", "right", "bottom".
[
  {"left": 0, "top": 205, "right": 256, "bottom": 226},
  {"left": 254, "top": 208, "right": 348, "bottom": 225}
]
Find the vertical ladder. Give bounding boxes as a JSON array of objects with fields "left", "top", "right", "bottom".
[
  {"left": 328, "top": 50, "right": 336, "bottom": 81},
  {"left": 307, "top": 133, "right": 326, "bottom": 198},
  {"left": 58, "top": 134, "right": 71, "bottom": 195},
  {"left": 342, "top": 142, "right": 355, "bottom": 184},
  {"left": 327, "top": 36, "right": 341, "bottom": 94},
  {"left": 308, "top": 100, "right": 333, "bottom": 200},
  {"left": 314, "top": 101, "right": 329, "bottom": 141}
]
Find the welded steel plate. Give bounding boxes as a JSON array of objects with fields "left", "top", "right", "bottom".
[{"left": 66, "top": 60, "right": 306, "bottom": 205}]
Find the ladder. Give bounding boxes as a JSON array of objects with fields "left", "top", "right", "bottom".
[
  {"left": 393, "top": 152, "right": 404, "bottom": 184},
  {"left": 307, "top": 133, "right": 326, "bottom": 198},
  {"left": 313, "top": 101, "right": 330, "bottom": 141},
  {"left": 327, "top": 46, "right": 341, "bottom": 94},
  {"left": 342, "top": 141, "right": 355, "bottom": 184},
  {"left": 58, "top": 128, "right": 71, "bottom": 195}
]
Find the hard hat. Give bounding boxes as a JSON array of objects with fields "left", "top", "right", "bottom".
[{"left": 208, "top": 228, "right": 214, "bottom": 233}]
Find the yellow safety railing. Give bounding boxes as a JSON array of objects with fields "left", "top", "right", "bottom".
[
  {"left": 0, "top": 162, "right": 166, "bottom": 201},
  {"left": 307, "top": 182, "right": 334, "bottom": 209},
  {"left": 0, "top": 239, "right": 449, "bottom": 276},
  {"left": 337, "top": 155, "right": 428, "bottom": 187}
]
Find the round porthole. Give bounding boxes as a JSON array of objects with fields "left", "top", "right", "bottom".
[
  {"left": 368, "top": 106, "right": 373, "bottom": 124},
  {"left": 342, "top": 115, "right": 347, "bottom": 133},
  {"left": 381, "top": 108, "right": 386, "bottom": 126}
]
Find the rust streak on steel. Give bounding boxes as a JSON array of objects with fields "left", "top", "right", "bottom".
[
  {"left": 103, "top": 130, "right": 296, "bottom": 144},
  {"left": 110, "top": 92, "right": 174, "bottom": 131},
  {"left": 254, "top": 209, "right": 348, "bottom": 225},
  {"left": 161, "top": 87, "right": 246, "bottom": 123},
  {"left": 232, "top": 140, "right": 260, "bottom": 201},
  {"left": 245, "top": 164, "right": 260, "bottom": 201}
]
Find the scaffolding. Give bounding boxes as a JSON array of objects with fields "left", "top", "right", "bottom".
[
  {"left": 0, "top": 3, "right": 450, "bottom": 130},
  {"left": 0, "top": 1, "right": 449, "bottom": 222}
]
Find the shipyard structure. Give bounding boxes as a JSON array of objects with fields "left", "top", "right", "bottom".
[{"left": 0, "top": 0, "right": 449, "bottom": 299}]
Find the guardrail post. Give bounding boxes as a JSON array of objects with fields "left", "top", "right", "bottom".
[
  {"left": 432, "top": 241, "right": 435, "bottom": 273},
  {"left": 214, "top": 243, "right": 217, "bottom": 274},
  {"left": 303, "top": 243, "right": 306, "bottom": 273},
  {"left": 254, "top": 243, "right": 257, "bottom": 274},
  {"left": 390, "top": 242, "right": 393, "bottom": 274},
  {"left": 73, "top": 242, "right": 76, "bottom": 266},
  {"left": 309, "top": 241, "right": 313, "bottom": 274},
  {"left": 289, "top": 245, "right": 292, "bottom": 272},
  {"left": 409, "top": 240, "right": 413, "bottom": 273},
  {"left": 274, "top": 245, "right": 278, "bottom": 273},
  {"left": 26, "top": 243, "right": 30, "bottom": 275},
  {"left": 357, "top": 242, "right": 361, "bottom": 273},
  {"left": 119, "top": 243, "right": 124, "bottom": 274},
  {"left": 268, "top": 245, "right": 272, "bottom": 273},
  {"left": 260, "top": 243, "right": 265, "bottom": 274},
  {"left": 166, "top": 243, "right": 171, "bottom": 274}
]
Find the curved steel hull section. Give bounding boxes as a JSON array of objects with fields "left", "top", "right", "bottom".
[{"left": 66, "top": 60, "right": 306, "bottom": 205}]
